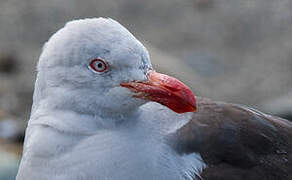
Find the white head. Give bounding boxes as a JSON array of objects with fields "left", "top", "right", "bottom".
[{"left": 32, "top": 18, "right": 196, "bottom": 121}]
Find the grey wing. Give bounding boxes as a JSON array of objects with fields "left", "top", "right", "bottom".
[{"left": 168, "top": 97, "right": 292, "bottom": 180}]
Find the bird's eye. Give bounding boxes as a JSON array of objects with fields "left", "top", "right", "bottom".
[{"left": 89, "top": 58, "right": 108, "bottom": 73}]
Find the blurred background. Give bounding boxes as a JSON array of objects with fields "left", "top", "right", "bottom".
[{"left": 0, "top": 0, "right": 292, "bottom": 179}]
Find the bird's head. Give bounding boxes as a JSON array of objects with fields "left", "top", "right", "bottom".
[{"left": 35, "top": 18, "right": 196, "bottom": 117}]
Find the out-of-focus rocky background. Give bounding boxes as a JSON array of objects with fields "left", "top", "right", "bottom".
[{"left": 0, "top": 0, "right": 292, "bottom": 179}]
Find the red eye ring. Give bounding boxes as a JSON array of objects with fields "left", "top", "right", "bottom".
[{"left": 89, "top": 58, "right": 108, "bottom": 73}]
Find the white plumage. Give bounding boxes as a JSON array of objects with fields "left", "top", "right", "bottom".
[{"left": 17, "top": 18, "right": 205, "bottom": 180}]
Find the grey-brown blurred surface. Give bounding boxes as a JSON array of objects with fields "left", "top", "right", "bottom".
[{"left": 0, "top": 0, "right": 292, "bottom": 179}]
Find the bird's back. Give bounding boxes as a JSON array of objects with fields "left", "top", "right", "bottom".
[{"left": 170, "top": 97, "right": 292, "bottom": 180}]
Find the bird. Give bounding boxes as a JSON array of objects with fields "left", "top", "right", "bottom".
[{"left": 16, "top": 18, "right": 292, "bottom": 180}]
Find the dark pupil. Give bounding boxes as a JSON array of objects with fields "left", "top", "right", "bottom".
[{"left": 97, "top": 63, "right": 103, "bottom": 68}]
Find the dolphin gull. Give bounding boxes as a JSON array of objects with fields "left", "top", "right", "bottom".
[{"left": 17, "top": 18, "right": 292, "bottom": 180}]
